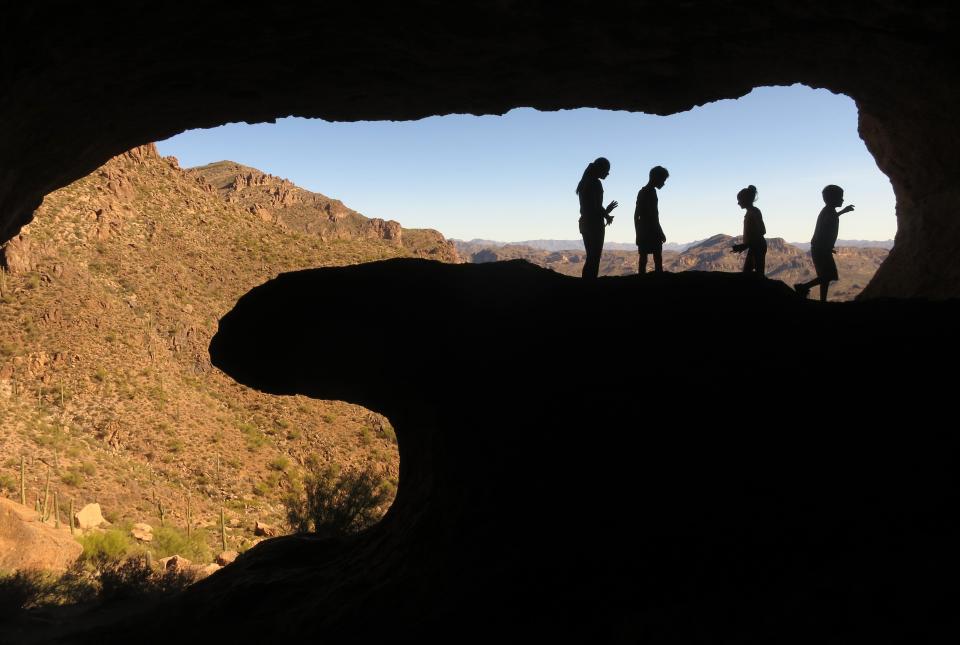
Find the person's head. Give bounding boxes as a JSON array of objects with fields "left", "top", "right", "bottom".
[
  {"left": 737, "top": 185, "right": 758, "bottom": 208},
  {"left": 593, "top": 157, "right": 611, "bottom": 179},
  {"left": 576, "top": 157, "right": 611, "bottom": 194},
  {"left": 822, "top": 184, "right": 844, "bottom": 207},
  {"left": 649, "top": 166, "right": 669, "bottom": 189}
]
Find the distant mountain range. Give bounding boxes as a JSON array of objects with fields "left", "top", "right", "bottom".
[
  {"left": 454, "top": 238, "right": 894, "bottom": 253},
  {"left": 789, "top": 240, "right": 893, "bottom": 251},
  {"left": 453, "top": 234, "right": 890, "bottom": 301}
]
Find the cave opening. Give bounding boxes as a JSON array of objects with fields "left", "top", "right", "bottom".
[
  {"left": 155, "top": 83, "right": 895, "bottom": 300},
  {"left": 0, "top": 83, "right": 900, "bottom": 579}
]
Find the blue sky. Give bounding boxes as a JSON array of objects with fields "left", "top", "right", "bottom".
[{"left": 157, "top": 84, "right": 896, "bottom": 244}]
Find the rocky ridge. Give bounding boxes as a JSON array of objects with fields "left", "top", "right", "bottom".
[{"left": 187, "top": 162, "right": 460, "bottom": 263}]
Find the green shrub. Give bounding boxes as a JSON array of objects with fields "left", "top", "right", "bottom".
[
  {"left": 381, "top": 425, "right": 398, "bottom": 444},
  {"left": 60, "top": 470, "right": 83, "bottom": 487},
  {"left": 239, "top": 423, "right": 268, "bottom": 451},
  {"left": 78, "top": 528, "right": 136, "bottom": 563},
  {"left": 284, "top": 462, "right": 393, "bottom": 537},
  {"left": 0, "top": 473, "right": 17, "bottom": 494},
  {"left": 151, "top": 526, "right": 211, "bottom": 563},
  {"left": 268, "top": 456, "right": 290, "bottom": 472}
]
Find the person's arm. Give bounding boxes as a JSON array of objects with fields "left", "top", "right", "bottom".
[
  {"left": 839, "top": 205, "right": 855, "bottom": 215},
  {"left": 605, "top": 199, "right": 619, "bottom": 225}
]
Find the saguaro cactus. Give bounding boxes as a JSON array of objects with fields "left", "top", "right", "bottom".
[
  {"left": 19, "top": 455, "right": 25, "bottom": 506},
  {"left": 220, "top": 506, "right": 227, "bottom": 552}
]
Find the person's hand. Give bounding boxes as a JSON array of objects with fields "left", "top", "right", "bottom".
[
  {"left": 605, "top": 201, "right": 619, "bottom": 213},
  {"left": 731, "top": 243, "right": 746, "bottom": 253},
  {"left": 840, "top": 205, "right": 855, "bottom": 215},
  {"left": 660, "top": 233, "right": 667, "bottom": 244},
  {"left": 605, "top": 215, "right": 614, "bottom": 226}
]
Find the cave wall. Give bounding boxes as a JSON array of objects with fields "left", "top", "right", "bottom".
[{"left": 1, "top": 2, "right": 958, "bottom": 297}]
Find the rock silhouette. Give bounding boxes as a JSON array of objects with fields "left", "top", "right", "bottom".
[{"left": 67, "top": 259, "right": 960, "bottom": 643}]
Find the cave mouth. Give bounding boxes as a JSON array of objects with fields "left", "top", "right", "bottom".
[{"left": 157, "top": 84, "right": 897, "bottom": 254}]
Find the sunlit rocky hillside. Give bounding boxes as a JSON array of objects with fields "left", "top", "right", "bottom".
[{"left": 0, "top": 144, "right": 458, "bottom": 554}]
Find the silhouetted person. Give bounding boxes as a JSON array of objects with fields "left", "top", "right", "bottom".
[
  {"left": 730, "top": 185, "right": 766, "bottom": 275},
  {"left": 576, "top": 157, "right": 618, "bottom": 280},
  {"left": 635, "top": 166, "right": 668, "bottom": 273},
  {"left": 794, "top": 185, "right": 855, "bottom": 301}
]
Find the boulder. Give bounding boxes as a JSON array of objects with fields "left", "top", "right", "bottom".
[
  {"left": 254, "top": 521, "right": 278, "bottom": 537},
  {"left": 0, "top": 497, "right": 83, "bottom": 573},
  {"left": 131, "top": 522, "right": 153, "bottom": 542},
  {"left": 158, "top": 554, "right": 192, "bottom": 574},
  {"left": 215, "top": 550, "right": 238, "bottom": 566},
  {"left": 75, "top": 503, "right": 107, "bottom": 530}
]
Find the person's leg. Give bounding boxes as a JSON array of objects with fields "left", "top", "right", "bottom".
[
  {"left": 581, "top": 226, "right": 596, "bottom": 279},
  {"left": 582, "top": 224, "right": 604, "bottom": 280},
  {"left": 638, "top": 252, "right": 648, "bottom": 274},
  {"left": 819, "top": 281, "right": 829, "bottom": 302},
  {"left": 583, "top": 242, "right": 599, "bottom": 279},
  {"left": 653, "top": 250, "right": 663, "bottom": 273},
  {"left": 794, "top": 277, "right": 821, "bottom": 297},
  {"left": 757, "top": 246, "right": 766, "bottom": 276},
  {"left": 743, "top": 248, "right": 754, "bottom": 273}
]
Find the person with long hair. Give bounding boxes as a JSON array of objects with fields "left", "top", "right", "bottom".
[
  {"left": 730, "top": 185, "right": 766, "bottom": 275},
  {"left": 634, "top": 166, "right": 669, "bottom": 273},
  {"left": 576, "top": 157, "right": 618, "bottom": 280}
]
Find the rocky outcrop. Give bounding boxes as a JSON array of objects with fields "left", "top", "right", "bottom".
[
  {"left": 0, "top": 5, "right": 957, "bottom": 296},
  {"left": 0, "top": 235, "right": 35, "bottom": 274},
  {"left": 0, "top": 498, "right": 83, "bottom": 573},
  {"left": 363, "top": 218, "right": 402, "bottom": 245},
  {"left": 188, "top": 161, "right": 460, "bottom": 260}
]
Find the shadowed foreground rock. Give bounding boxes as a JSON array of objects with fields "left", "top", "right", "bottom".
[{"left": 66, "top": 259, "right": 960, "bottom": 643}]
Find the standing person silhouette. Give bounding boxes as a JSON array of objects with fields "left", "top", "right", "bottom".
[
  {"left": 635, "top": 166, "right": 669, "bottom": 273},
  {"left": 730, "top": 185, "right": 767, "bottom": 275},
  {"left": 794, "top": 184, "right": 855, "bottom": 301},
  {"left": 576, "top": 157, "right": 618, "bottom": 280}
]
